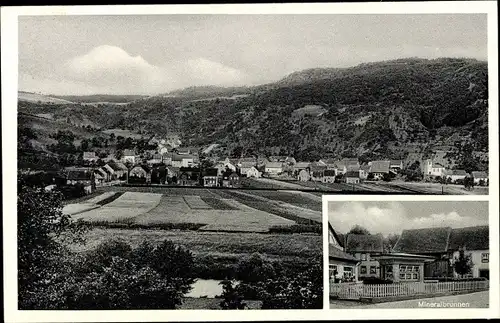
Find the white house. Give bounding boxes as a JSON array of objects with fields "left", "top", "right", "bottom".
[
  {"left": 265, "top": 161, "right": 283, "bottom": 175},
  {"left": 171, "top": 154, "right": 195, "bottom": 168},
  {"left": 122, "top": 149, "right": 136, "bottom": 164},
  {"left": 422, "top": 159, "right": 446, "bottom": 177},
  {"left": 471, "top": 171, "right": 488, "bottom": 185},
  {"left": 246, "top": 166, "right": 261, "bottom": 178},
  {"left": 449, "top": 226, "right": 489, "bottom": 279},
  {"left": 446, "top": 169, "right": 467, "bottom": 183},
  {"left": 329, "top": 223, "right": 359, "bottom": 283},
  {"left": 83, "top": 151, "right": 98, "bottom": 163}
]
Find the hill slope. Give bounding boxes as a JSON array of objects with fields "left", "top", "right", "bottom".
[{"left": 18, "top": 58, "right": 489, "bottom": 168}]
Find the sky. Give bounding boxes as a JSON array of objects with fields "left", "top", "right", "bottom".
[
  {"left": 18, "top": 14, "right": 487, "bottom": 95},
  {"left": 328, "top": 201, "right": 488, "bottom": 236}
]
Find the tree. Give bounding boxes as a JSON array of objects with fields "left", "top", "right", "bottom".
[
  {"left": 349, "top": 225, "right": 370, "bottom": 235},
  {"left": 383, "top": 234, "right": 400, "bottom": 252},
  {"left": 236, "top": 253, "right": 277, "bottom": 283},
  {"left": 18, "top": 175, "right": 85, "bottom": 309},
  {"left": 260, "top": 257, "right": 322, "bottom": 309},
  {"left": 452, "top": 249, "right": 474, "bottom": 277},
  {"left": 219, "top": 280, "right": 247, "bottom": 310},
  {"left": 464, "top": 174, "right": 475, "bottom": 191}
]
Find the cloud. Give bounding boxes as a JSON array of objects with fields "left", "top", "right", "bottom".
[
  {"left": 409, "top": 212, "right": 486, "bottom": 230},
  {"left": 20, "top": 45, "right": 251, "bottom": 95},
  {"left": 328, "top": 202, "right": 407, "bottom": 236},
  {"left": 328, "top": 202, "right": 487, "bottom": 236}
]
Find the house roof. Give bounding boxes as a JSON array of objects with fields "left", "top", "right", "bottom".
[
  {"left": 131, "top": 164, "right": 151, "bottom": 173},
  {"left": 324, "top": 169, "right": 336, "bottom": 176},
  {"left": 239, "top": 161, "right": 256, "bottom": 168},
  {"left": 294, "top": 162, "right": 311, "bottom": 168},
  {"left": 329, "top": 245, "right": 358, "bottom": 262},
  {"left": 238, "top": 157, "right": 256, "bottom": 163},
  {"left": 433, "top": 163, "right": 445, "bottom": 168},
  {"left": 393, "top": 227, "right": 452, "bottom": 254},
  {"left": 320, "top": 158, "right": 336, "bottom": 165},
  {"left": 103, "top": 164, "right": 114, "bottom": 173},
  {"left": 370, "top": 160, "right": 390, "bottom": 173},
  {"left": 390, "top": 160, "right": 402, "bottom": 166},
  {"left": 310, "top": 164, "right": 327, "bottom": 172},
  {"left": 114, "top": 162, "right": 128, "bottom": 171},
  {"left": 265, "top": 162, "right": 283, "bottom": 168},
  {"left": 172, "top": 154, "right": 195, "bottom": 161},
  {"left": 451, "top": 169, "right": 467, "bottom": 176},
  {"left": 448, "top": 226, "right": 489, "bottom": 251},
  {"left": 107, "top": 162, "right": 123, "bottom": 172},
  {"left": 346, "top": 234, "right": 384, "bottom": 253},
  {"left": 96, "top": 168, "right": 107, "bottom": 176},
  {"left": 345, "top": 171, "right": 360, "bottom": 178},
  {"left": 471, "top": 171, "right": 488, "bottom": 178}
]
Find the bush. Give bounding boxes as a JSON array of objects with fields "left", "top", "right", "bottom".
[{"left": 269, "top": 224, "right": 321, "bottom": 234}]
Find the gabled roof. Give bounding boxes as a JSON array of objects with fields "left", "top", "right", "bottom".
[
  {"left": 239, "top": 161, "right": 256, "bottom": 168},
  {"left": 448, "top": 226, "right": 489, "bottom": 251},
  {"left": 393, "top": 227, "right": 452, "bottom": 254},
  {"left": 114, "top": 162, "right": 128, "bottom": 171},
  {"left": 103, "top": 164, "right": 114, "bottom": 173},
  {"left": 471, "top": 171, "right": 488, "bottom": 178},
  {"left": 294, "top": 162, "right": 311, "bottom": 168},
  {"left": 370, "top": 160, "right": 390, "bottom": 173},
  {"left": 107, "top": 162, "right": 123, "bottom": 172},
  {"left": 346, "top": 234, "right": 384, "bottom": 253},
  {"left": 329, "top": 245, "right": 358, "bottom": 262},
  {"left": 265, "top": 161, "right": 283, "bottom": 168},
  {"left": 130, "top": 164, "right": 151, "bottom": 173}
]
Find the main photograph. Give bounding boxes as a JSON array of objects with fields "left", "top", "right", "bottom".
[{"left": 17, "top": 14, "right": 488, "bottom": 310}]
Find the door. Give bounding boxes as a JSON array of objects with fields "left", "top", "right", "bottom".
[{"left": 479, "top": 269, "right": 489, "bottom": 280}]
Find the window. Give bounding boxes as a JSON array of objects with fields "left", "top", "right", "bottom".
[
  {"left": 344, "top": 266, "right": 353, "bottom": 277},
  {"left": 360, "top": 266, "right": 367, "bottom": 274},
  {"left": 370, "top": 266, "right": 377, "bottom": 274},
  {"left": 482, "top": 253, "right": 489, "bottom": 263},
  {"left": 399, "top": 264, "right": 419, "bottom": 281},
  {"left": 361, "top": 253, "right": 367, "bottom": 261}
]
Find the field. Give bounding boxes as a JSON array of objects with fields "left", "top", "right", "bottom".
[
  {"left": 18, "top": 91, "right": 74, "bottom": 104},
  {"left": 102, "top": 128, "right": 144, "bottom": 139},
  {"left": 66, "top": 188, "right": 320, "bottom": 232}
]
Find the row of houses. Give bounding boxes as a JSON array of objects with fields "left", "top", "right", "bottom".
[
  {"left": 422, "top": 159, "right": 488, "bottom": 184},
  {"left": 329, "top": 223, "right": 489, "bottom": 283}
]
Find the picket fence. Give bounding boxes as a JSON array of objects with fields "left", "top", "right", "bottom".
[{"left": 330, "top": 280, "right": 489, "bottom": 300}]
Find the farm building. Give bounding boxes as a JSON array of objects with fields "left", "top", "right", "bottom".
[
  {"left": 329, "top": 223, "right": 359, "bottom": 283},
  {"left": 389, "top": 160, "right": 403, "bottom": 172},
  {"left": 222, "top": 172, "right": 240, "bottom": 188},
  {"left": 202, "top": 168, "right": 219, "bottom": 187},
  {"left": 108, "top": 162, "right": 127, "bottom": 180},
  {"left": 322, "top": 169, "right": 336, "bottom": 183},
  {"left": 359, "top": 165, "right": 370, "bottom": 180},
  {"left": 345, "top": 234, "right": 384, "bottom": 280},
  {"left": 83, "top": 151, "right": 98, "bottom": 163},
  {"left": 239, "top": 161, "right": 257, "bottom": 176},
  {"left": 293, "top": 162, "right": 311, "bottom": 173},
  {"left": 310, "top": 164, "right": 327, "bottom": 181},
  {"left": 264, "top": 161, "right": 283, "bottom": 175},
  {"left": 369, "top": 160, "right": 391, "bottom": 180},
  {"left": 246, "top": 166, "right": 261, "bottom": 178},
  {"left": 345, "top": 171, "right": 360, "bottom": 184},
  {"left": 122, "top": 149, "right": 136, "bottom": 164},
  {"left": 62, "top": 168, "right": 95, "bottom": 194},
  {"left": 471, "top": 171, "right": 488, "bottom": 185},
  {"left": 297, "top": 169, "right": 311, "bottom": 182},
  {"left": 446, "top": 169, "right": 467, "bottom": 183},
  {"left": 128, "top": 165, "right": 151, "bottom": 183}
]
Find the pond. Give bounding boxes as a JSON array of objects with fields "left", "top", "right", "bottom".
[{"left": 186, "top": 279, "right": 224, "bottom": 298}]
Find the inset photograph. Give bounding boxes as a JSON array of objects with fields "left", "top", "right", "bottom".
[{"left": 328, "top": 200, "right": 489, "bottom": 308}]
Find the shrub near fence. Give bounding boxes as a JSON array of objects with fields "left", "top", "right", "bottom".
[{"left": 331, "top": 280, "right": 489, "bottom": 300}]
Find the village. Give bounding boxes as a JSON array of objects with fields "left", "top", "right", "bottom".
[{"left": 33, "top": 133, "right": 489, "bottom": 196}]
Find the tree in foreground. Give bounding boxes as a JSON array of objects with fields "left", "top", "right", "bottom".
[{"left": 452, "top": 249, "right": 474, "bottom": 278}]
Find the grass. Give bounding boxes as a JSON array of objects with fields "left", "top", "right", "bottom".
[
  {"left": 95, "top": 192, "right": 124, "bottom": 206},
  {"left": 200, "top": 197, "right": 238, "bottom": 210},
  {"left": 246, "top": 190, "right": 322, "bottom": 212},
  {"left": 74, "top": 228, "right": 322, "bottom": 258}
]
